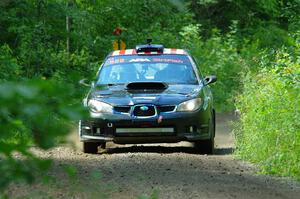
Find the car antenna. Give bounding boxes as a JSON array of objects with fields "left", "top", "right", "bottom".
[{"left": 146, "top": 38, "right": 152, "bottom": 45}]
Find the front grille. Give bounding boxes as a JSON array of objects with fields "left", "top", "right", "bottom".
[
  {"left": 114, "top": 106, "right": 131, "bottom": 113},
  {"left": 157, "top": 105, "right": 176, "bottom": 112},
  {"left": 133, "top": 105, "right": 156, "bottom": 117}
]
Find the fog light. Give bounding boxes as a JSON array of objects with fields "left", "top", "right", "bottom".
[
  {"left": 96, "top": 128, "right": 101, "bottom": 134},
  {"left": 189, "top": 126, "right": 197, "bottom": 133},
  {"left": 189, "top": 126, "right": 193, "bottom": 133},
  {"left": 81, "top": 126, "right": 91, "bottom": 135}
]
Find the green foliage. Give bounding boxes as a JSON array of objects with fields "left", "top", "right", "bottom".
[
  {"left": 0, "top": 80, "right": 86, "bottom": 189},
  {"left": 0, "top": 45, "right": 21, "bottom": 81},
  {"left": 235, "top": 44, "right": 300, "bottom": 179},
  {"left": 0, "top": 0, "right": 192, "bottom": 81},
  {"left": 188, "top": 0, "right": 300, "bottom": 39},
  {"left": 251, "top": 23, "right": 294, "bottom": 48}
]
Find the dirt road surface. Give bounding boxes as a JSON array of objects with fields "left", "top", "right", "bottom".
[{"left": 7, "top": 113, "right": 300, "bottom": 199}]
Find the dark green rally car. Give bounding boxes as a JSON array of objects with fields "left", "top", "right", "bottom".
[{"left": 79, "top": 43, "right": 217, "bottom": 154}]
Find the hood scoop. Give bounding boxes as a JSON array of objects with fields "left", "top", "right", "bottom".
[{"left": 126, "top": 82, "right": 168, "bottom": 90}]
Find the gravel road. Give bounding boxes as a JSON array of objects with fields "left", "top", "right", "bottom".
[{"left": 7, "top": 113, "right": 300, "bottom": 199}]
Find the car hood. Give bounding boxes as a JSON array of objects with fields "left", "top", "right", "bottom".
[{"left": 89, "top": 84, "right": 202, "bottom": 106}]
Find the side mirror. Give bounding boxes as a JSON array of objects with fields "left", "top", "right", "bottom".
[
  {"left": 79, "top": 79, "right": 91, "bottom": 87},
  {"left": 204, "top": 75, "right": 217, "bottom": 85}
]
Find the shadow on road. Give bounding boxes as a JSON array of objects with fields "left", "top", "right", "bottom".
[
  {"left": 214, "top": 147, "right": 234, "bottom": 155},
  {"left": 102, "top": 145, "right": 234, "bottom": 155}
]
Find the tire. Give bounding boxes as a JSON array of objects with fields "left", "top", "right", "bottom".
[
  {"left": 194, "top": 139, "right": 214, "bottom": 154},
  {"left": 82, "top": 142, "right": 99, "bottom": 154},
  {"left": 194, "top": 111, "right": 215, "bottom": 154}
]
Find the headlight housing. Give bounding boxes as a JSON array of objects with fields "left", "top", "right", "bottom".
[
  {"left": 87, "top": 99, "right": 113, "bottom": 113},
  {"left": 177, "top": 98, "right": 202, "bottom": 112}
]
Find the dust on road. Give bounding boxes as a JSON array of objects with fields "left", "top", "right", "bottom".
[{"left": 6, "top": 113, "right": 300, "bottom": 199}]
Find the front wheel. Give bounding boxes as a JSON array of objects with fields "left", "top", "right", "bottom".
[
  {"left": 194, "top": 112, "right": 215, "bottom": 154},
  {"left": 82, "top": 142, "right": 106, "bottom": 154},
  {"left": 194, "top": 139, "right": 214, "bottom": 154}
]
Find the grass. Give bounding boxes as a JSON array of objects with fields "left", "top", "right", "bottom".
[{"left": 235, "top": 52, "right": 300, "bottom": 180}]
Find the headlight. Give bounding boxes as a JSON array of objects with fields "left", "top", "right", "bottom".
[
  {"left": 177, "top": 98, "right": 202, "bottom": 112},
  {"left": 87, "top": 99, "right": 113, "bottom": 113}
]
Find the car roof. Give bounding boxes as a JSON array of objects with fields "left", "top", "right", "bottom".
[{"left": 109, "top": 48, "right": 188, "bottom": 57}]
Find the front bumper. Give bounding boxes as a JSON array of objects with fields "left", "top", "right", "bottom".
[{"left": 80, "top": 108, "right": 212, "bottom": 144}]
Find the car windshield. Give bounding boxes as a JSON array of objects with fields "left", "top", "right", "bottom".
[{"left": 97, "top": 54, "right": 198, "bottom": 85}]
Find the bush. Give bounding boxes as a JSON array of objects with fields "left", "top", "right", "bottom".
[
  {"left": 0, "top": 80, "right": 86, "bottom": 189},
  {"left": 235, "top": 46, "right": 300, "bottom": 179},
  {"left": 0, "top": 44, "right": 21, "bottom": 81},
  {"left": 251, "top": 23, "right": 294, "bottom": 48}
]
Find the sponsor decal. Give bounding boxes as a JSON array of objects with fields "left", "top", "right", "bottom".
[
  {"left": 133, "top": 97, "right": 156, "bottom": 100},
  {"left": 106, "top": 58, "right": 125, "bottom": 65},
  {"left": 152, "top": 58, "right": 184, "bottom": 63},
  {"left": 129, "top": 58, "right": 151, "bottom": 62},
  {"left": 106, "top": 56, "right": 187, "bottom": 65}
]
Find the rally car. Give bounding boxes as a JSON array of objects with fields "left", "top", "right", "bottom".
[{"left": 79, "top": 41, "right": 217, "bottom": 154}]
